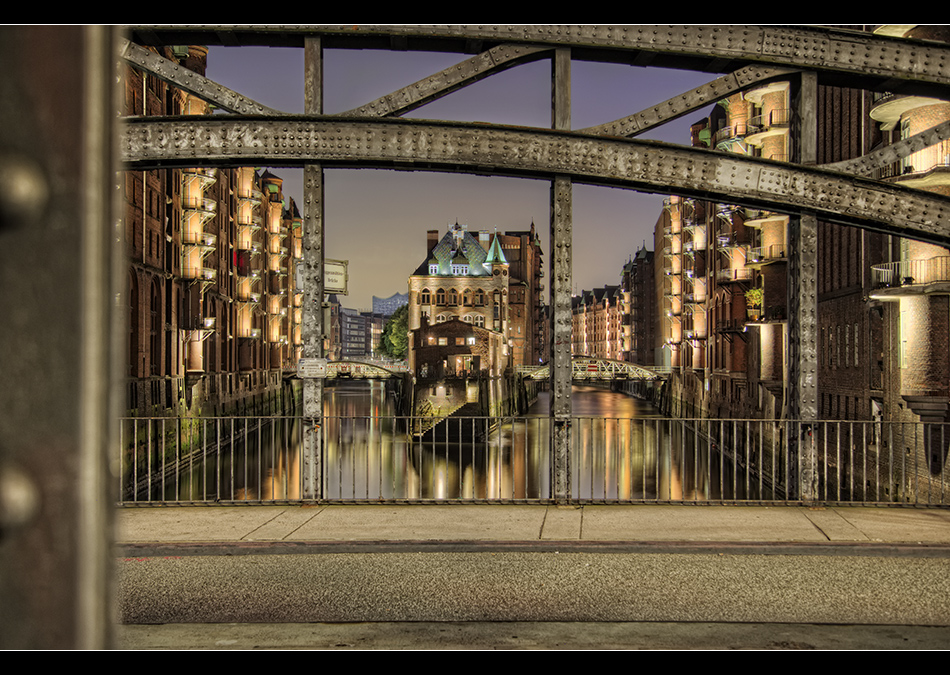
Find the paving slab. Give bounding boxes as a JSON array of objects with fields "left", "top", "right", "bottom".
[
  {"left": 577, "top": 505, "right": 827, "bottom": 542},
  {"left": 540, "top": 505, "right": 583, "bottom": 540},
  {"left": 117, "top": 506, "right": 289, "bottom": 543},
  {"left": 245, "top": 506, "right": 326, "bottom": 541},
  {"left": 830, "top": 508, "right": 950, "bottom": 543},
  {"left": 800, "top": 507, "right": 869, "bottom": 542},
  {"left": 288, "top": 505, "right": 548, "bottom": 541}
]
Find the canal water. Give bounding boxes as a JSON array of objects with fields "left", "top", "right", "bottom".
[{"left": 124, "top": 381, "right": 775, "bottom": 503}]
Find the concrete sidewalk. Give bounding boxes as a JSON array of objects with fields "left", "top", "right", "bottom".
[
  {"left": 114, "top": 504, "right": 950, "bottom": 649},
  {"left": 117, "top": 503, "right": 950, "bottom": 550}
]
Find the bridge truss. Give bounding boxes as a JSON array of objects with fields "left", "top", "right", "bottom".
[
  {"left": 520, "top": 357, "right": 663, "bottom": 382},
  {"left": 118, "top": 24, "right": 950, "bottom": 503}
]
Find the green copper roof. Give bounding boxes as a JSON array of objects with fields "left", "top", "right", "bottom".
[{"left": 485, "top": 233, "right": 508, "bottom": 265}]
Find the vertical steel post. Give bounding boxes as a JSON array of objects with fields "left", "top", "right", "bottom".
[
  {"left": 0, "top": 26, "right": 118, "bottom": 648},
  {"left": 550, "top": 49, "right": 572, "bottom": 502},
  {"left": 788, "top": 71, "right": 819, "bottom": 501},
  {"left": 302, "top": 37, "right": 325, "bottom": 500}
]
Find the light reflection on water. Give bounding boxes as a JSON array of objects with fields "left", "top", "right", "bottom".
[{"left": 137, "top": 381, "right": 770, "bottom": 502}]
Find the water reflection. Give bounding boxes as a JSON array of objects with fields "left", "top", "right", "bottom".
[{"left": 124, "top": 381, "right": 778, "bottom": 502}]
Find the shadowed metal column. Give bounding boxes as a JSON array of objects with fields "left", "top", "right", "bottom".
[
  {"left": 0, "top": 25, "right": 118, "bottom": 648},
  {"left": 788, "top": 71, "right": 819, "bottom": 501},
  {"left": 302, "top": 37, "right": 325, "bottom": 500},
  {"left": 550, "top": 48, "right": 572, "bottom": 502}
]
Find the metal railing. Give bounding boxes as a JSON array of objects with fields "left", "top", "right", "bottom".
[
  {"left": 871, "top": 257, "right": 950, "bottom": 288},
  {"left": 118, "top": 416, "right": 950, "bottom": 506}
]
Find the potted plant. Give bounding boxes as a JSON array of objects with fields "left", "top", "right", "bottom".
[{"left": 745, "top": 287, "right": 763, "bottom": 320}]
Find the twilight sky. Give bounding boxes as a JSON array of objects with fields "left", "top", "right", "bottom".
[{"left": 206, "top": 43, "right": 715, "bottom": 310}]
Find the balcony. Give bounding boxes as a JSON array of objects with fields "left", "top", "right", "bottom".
[
  {"left": 182, "top": 266, "right": 216, "bottom": 281},
  {"left": 716, "top": 268, "right": 753, "bottom": 283},
  {"left": 237, "top": 290, "right": 261, "bottom": 304},
  {"left": 743, "top": 210, "right": 787, "bottom": 228},
  {"left": 745, "top": 109, "right": 791, "bottom": 146},
  {"left": 237, "top": 186, "right": 264, "bottom": 205},
  {"left": 746, "top": 244, "right": 787, "bottom": 267},
  {"left": 182, "top": 230, "right": 217, "bottom": 249},
  {"left": 182, "top": 196, "right": 217, "bottom": 215},
  {"left": 870, "top": 257, "right": 950, "bottom": 298},
  {"left": 713, "top": 123, "right": 748, "bottom": 148},
  {"left": 238, "top": 214, "right": 263, "bottom": 230},
  {"left": 874, "top": 142, "right": 950, "bottom": 189}
]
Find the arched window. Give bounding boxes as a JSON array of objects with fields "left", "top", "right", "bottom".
[
  {"left": 475, "top": 290, "right": 485, "bottom": 306},
  {"left": 420, "top": 288, "right": 430, "bottom": 305},
  {"left": 474, "top": 315, "right": 485, "bottom": 328},
  {"left": 448, "top": 289, "right": 458, "bottom": 306},
  {"left": 436, "top": 289, "right": 445, "bottom": 306},
  {"left": 463, "top": 289, "right": 472, "bottom": 306}
]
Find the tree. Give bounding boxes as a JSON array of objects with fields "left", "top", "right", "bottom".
[{"left": 380, "top": 305, "right": 409, "bottom": 359}]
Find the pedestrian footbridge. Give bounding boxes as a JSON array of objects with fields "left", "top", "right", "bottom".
[{"left": 519, "top": 357, "right": 665, "bottom": 381}]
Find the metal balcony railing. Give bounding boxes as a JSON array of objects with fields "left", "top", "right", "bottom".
[
  {"left": 747, "top": 244, "right": 787, "bottom": 264},
  {"left": 713, "top": 123, "right": 749, "bottom": 146},
  {"left": 717, "top": 268, "right": 753, "bottom": 283},
  {"left": 182, "top": 266, "right": 216, "bottom": 281},
  {"left": 871, "top": 257, "right": 950, "bottom": 288},
  {"left": 747, "top": 108, "right": 791, "bottom": 135},
  {"left": 182, "top": 196, "right": 217, "bottom": 213}
]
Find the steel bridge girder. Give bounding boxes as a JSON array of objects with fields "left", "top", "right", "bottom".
[{"left": 123, "top": 117, "right": 950, "bottom": 246}]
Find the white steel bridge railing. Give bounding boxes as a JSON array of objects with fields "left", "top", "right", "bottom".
[{"left": 118, "top": 416, "right": 950, "bottom": 506}]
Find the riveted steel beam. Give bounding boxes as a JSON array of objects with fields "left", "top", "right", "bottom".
[
  {"left": 787, "top": 71, "right": 819, "bottom": 502},
  {"left": 120, "top": 39, "right": 280, "bottom": 115},
  {"left": 127, "top": 25, "right": 950, "bottom": 97},
  {"left": 579, "top": 65, "right": 798, "bottom": 138},
  {"left": 301, "top": 37, "right": 324, "bottom": 501},
  {"left": 550, "top": 49, "right": 571, "bottom": 503},
  {"left": 339, "top": 44, "right": 549, "bottom": 117},
  {"left": 822, "top": 120, "right": 950, "bottom": 176},
  {"left": 122, "top": 116, "right": 950, "bottom": 246}
]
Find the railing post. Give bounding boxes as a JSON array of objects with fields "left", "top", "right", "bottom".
[
  {"left": 550, "top": 48, "right": 572, "bottom": 502},
  {"left": 302, "top": 37, "right": 325, "bottom": 500}
]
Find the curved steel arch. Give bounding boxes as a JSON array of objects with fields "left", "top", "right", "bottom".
[
  {"left": 129, "top": 25, "right": 950, "bottom": 96},
  {"left": 122, "top": 116, "right": 950, "bottom": 245}
]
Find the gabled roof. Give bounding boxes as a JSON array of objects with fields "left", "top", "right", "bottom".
[{"left": 413, "top": 224, "right": 490, "bottom": 276}]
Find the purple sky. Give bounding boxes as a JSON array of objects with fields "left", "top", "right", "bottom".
[{"left": 207, "top": 45, "right": 714, "bottom": 310}]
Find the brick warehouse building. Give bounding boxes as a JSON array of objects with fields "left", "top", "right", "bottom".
[
  {"left": 407, "top": 221, "right": 545, "bottom": 374},
  {"left": 649, "top": 25, "right": 950, "bottom": 501},
  {"left": 124, "top": 45, "right": 303, "bottom": 417}
]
